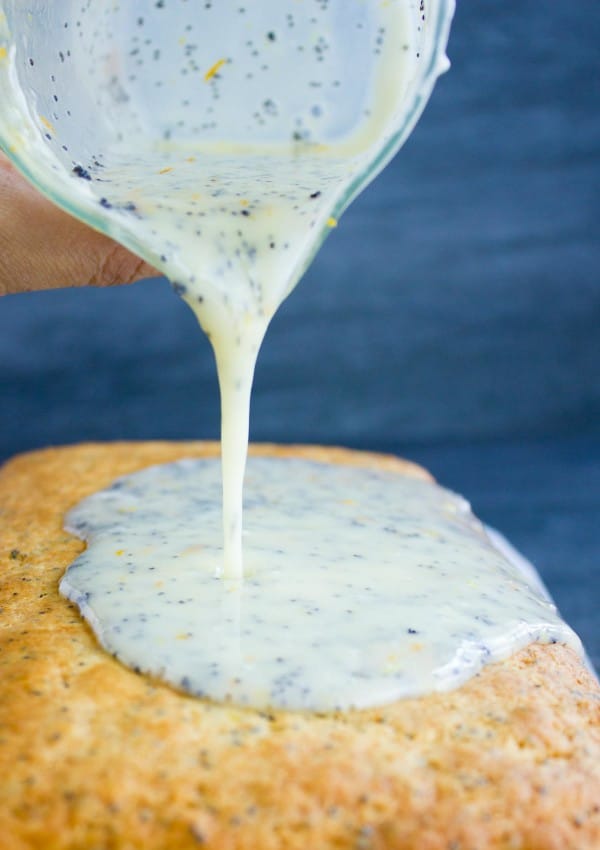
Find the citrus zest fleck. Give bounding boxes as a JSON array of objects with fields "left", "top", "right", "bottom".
[
  {"left": 204, "top": 58, "right": 227, "bottom": 82},
  {"left": 39, "top": 115, "right": 55, "bottom": 133}
]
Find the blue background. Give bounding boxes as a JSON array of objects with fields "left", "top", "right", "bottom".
[{"left": 1, "top": 1, "right": 598, "bottom": 665}]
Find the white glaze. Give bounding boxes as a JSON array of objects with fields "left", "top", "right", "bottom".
[{"left": 60, "top": 457, "right": 582, "bottom": 712}]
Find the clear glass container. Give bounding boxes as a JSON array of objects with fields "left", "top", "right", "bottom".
[{"left": 0, "top": 1, "right": 455, "bottom": 276}]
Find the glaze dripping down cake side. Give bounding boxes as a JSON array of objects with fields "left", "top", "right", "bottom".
[{"left": 0, "top": 442, "right": 598, "bottom": 850}]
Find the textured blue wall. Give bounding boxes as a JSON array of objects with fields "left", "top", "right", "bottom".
[{"left": 1, "top": 0, "right": 598, "bottom": 456}]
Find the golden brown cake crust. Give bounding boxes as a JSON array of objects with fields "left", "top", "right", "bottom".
[{"left": 0, "top": 442, "right": 598, "bottom": 850}]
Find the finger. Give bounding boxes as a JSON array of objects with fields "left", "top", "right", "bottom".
[{"left": 0, "top": 152, "right": 158, "bottom": 296}]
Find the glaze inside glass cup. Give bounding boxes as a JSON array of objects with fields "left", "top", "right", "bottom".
[{"left": 0, "top": 1, "right": 455, "bottom": 283}]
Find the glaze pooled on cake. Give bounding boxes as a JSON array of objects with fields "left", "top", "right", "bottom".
[{"left": 60, "top": 456, "right": 581, "bottom": 711}]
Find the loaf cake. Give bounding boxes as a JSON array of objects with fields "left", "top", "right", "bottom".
[{"left": 1, "top": 442, "right": 598, "bottom": 849}]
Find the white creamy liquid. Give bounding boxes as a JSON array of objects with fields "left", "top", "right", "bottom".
[
  {"left": 93, "top": 147, "right": 384, "bottom": 579},
  {"left": 60, "top": 457, "right": 582, "bottom": 712}
]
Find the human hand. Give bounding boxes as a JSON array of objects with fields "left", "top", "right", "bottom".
[{"left": 0, "top": 151, "right": 156, "bottom": 296}]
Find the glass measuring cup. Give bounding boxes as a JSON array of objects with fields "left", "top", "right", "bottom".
[{"left": 0, "top": 1, "right": 454, "bottom": 294}]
